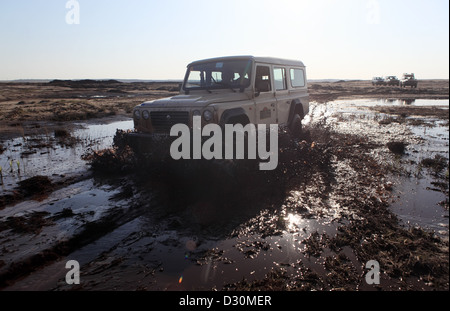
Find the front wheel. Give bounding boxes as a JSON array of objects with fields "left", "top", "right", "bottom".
[{"left": 290, "top": 114, "right": 303, "bottom": 138}]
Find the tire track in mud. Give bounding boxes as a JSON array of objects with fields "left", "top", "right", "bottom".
[
  {"left": 45, "top": 128, "right": 339, "bottom": 290},
  {"left": 0, "top": 180, "right": 160, "bottom": 289},
  {"left": 58, "top": 126, "right": 407, "bottom": 290}
]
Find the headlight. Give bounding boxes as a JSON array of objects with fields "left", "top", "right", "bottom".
[
  {"left": 193, "top": 110, "right": 201, "bottom": 117},
  {"left": 134, "top": 109, "right": 141, "bottom": 119},
  {"left": 142, "top": 110, "right": 150, "bottom": 120},
  {"left": 203, "top": 110, "right": 213, "bottom": 122}
]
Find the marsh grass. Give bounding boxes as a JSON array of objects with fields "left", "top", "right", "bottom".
[
  {"left": 387, "top": 141, "right": 407, "bottom": 155},
  {"left": 54, "top": 129, "right": 70, "bottom": 138},
  {"left": 421, "top": 155, "right": 449, "bottom": 176}
]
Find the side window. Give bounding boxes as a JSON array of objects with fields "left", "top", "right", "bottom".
[
  {"left": 290, "top": 68, "right": 305, "bottom": 88},
  {"left": 255, "top": 66, "right": 272, "bottom": 92},
  {"left": 274, "top": 67, "right": 287, "bottom": 91}
]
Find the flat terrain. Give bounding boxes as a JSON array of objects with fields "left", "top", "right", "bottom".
[
  {"left": 309, "top": 79, "right": 449, "bottom": 102},
  {"left": 0, "top": 79, "right": 448, "bottom": 134},
  {"left": 0, "top": 80, "right": 179, "bottom": 138},
  {"left": 0, "top": 80, "right": 448, "bottom": 291}
]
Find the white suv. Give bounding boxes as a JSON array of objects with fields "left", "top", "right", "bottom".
[{"left": 132, "top": 56, "right": 309, "bottom": 141}]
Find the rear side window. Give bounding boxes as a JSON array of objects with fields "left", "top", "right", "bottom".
[
  {"left": 273, "top": 67, "right": 287, "bottom": 91},
  {"left": 290, "top": 68, "right": 305, "bottom": 88}
]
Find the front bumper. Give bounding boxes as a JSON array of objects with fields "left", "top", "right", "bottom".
[{"left": 127, "top": 132, "right": 173, "bottom": 158}]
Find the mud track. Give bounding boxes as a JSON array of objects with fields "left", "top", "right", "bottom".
[{"left": 1, "top": 120, "right": 447, "bottom": 290}]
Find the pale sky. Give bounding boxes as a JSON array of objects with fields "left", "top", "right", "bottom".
[{"left": 0, "top": 0, "right": 448, "bottom": 80}]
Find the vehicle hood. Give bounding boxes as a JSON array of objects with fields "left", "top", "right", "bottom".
[{"left": 139, "top": 93, "right": 251, "bottom": 109}]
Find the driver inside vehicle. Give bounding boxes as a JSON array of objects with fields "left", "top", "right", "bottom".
[
  {"left": 221, "top": 70, "right": 234, "bottom": 84},
  {"left": 222, "top": 70, "right": 250, "bottom": 89},
  {"left": 236, "top": 71, "right": 250, "bottom": 87}
]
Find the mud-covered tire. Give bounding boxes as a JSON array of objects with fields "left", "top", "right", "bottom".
[{"left": 290, "top": 114, "right": 303, "bottom": 138}]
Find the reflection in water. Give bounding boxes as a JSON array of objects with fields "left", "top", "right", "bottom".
[
  {"left": 385, "top": 99, "right": 417, "bottom": 105},
  {"left": 331, "top": 98, "right": 448, "bottom": 108},
  {"left": 285, "top": 213, "right": 302, "bottom": 231},
  {"left": 0, "top": 120, "right": 134, "bottom": 193},
  {"left": 306, "top": 100, "right": 449, "bottom": 236},
  {"left": 402, "top": 99, "right": 415, "bottom": 105}
]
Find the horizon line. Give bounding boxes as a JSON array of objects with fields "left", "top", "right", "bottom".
[{"left": 1, "top": 78, "right": 449, "bottom": 83}]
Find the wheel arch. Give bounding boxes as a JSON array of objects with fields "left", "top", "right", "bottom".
[
  {"left": 288, "top": 99, "right": 305, "bottom": 126},
  {"left": 219, "top": 107, "right": 250, "bottom": 126}
]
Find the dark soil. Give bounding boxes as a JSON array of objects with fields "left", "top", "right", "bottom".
[
  {"left": 48, "top": 79, "right": 122, "bottom": 89},
  {"left": 0, "top": 211, "right": 52, "bottom": 235},
  {"left": 54, "top": 129, "right": 70, "bottom": 138},
  {"left": 0, "top": 176, "right": 54, "bottom": 209},
  {"left": 17, "top": 176, "right": 53, "bottom": 196},
  {"left": 387, "top": 141, "right": 407, "bottom": 155},
  {"left": 371, "top": 106, "right": 449, "bottom": 120},
  {"left": 421, "top": 155, "right": 449, "bottom": 174},
  {"left": 81, "top": 125, "right": 449, "bottom": 291},
  {"left": 0, "top": 174, "right": 90, "bottom": 210}
]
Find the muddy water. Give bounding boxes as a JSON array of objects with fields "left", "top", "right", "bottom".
[
  {"left": 330, "top": 98, "right": 449, "bottom": 108},
  {"left": 310, "top": 99, "right": 449, "bottom": 239},
  {"left": 1, "top": 99, "right": 448, "bottom": 291},
  {"left": 390, "top": 122, "right": 448, "bottom": 235},
  {"left": 306, "top": 99, "right": 449, "bottom": 237},
  {"left": 0, "top": 120, "right": 134, "bottom": 193}
]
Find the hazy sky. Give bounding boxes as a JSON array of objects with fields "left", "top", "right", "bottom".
[{"left": 0, "top": 0, "right": 448, "bottom": 80}]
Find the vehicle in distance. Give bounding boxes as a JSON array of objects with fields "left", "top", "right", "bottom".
[
  {"left": 384, "top": 76, "right": 400, "bottom": 86},
  {"left": 400, "top": 73, "right": 418, "bottom": 88},
  {"left": 372, "top": 77, "right": 385, "bottom": 86},
  {"left": 132, "top": 56, "right": 309, "bottom": 140}
]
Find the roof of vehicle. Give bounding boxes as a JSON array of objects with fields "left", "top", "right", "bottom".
[{"left": 188, "top": 55, "right": 305, "bottom": 67}]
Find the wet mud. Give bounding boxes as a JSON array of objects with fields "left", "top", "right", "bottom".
[{"left": 0, "top": 96, "right": 448, "bottom": 291}]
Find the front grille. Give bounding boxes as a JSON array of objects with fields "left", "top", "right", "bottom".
[{"left": 151, "top": 111, "right": 189, "bottom": 132}]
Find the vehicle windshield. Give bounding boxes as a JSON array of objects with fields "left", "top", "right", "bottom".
[{"left": 183, "top": 59, "right": 252, "bottom": 91}]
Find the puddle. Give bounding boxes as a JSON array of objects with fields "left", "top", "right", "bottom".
[
  {"left": 331, "top": 98, "right": 449, "bottom": 108},
  {"left": 390, "top": 177, "right": 448, "bottom": 234},
  {"left": 307, "top": 99, "right": 449, "bottom": 238},
  {"left": 0, "top": 119, "right": 134, "bottom": 194}
]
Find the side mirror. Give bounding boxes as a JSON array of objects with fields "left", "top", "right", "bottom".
[{"left": 254, "top": 90, "right": 260, "bottom": 97}]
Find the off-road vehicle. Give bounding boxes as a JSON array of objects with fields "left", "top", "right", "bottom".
[
  {"left": 385, "top": 76, "right": 400, "bottom": 86},
  {"left": 131, "top": 56, "right": 309, "bottom": 152},
  {"left": 372, "top": 77, "right": 385, "bottom": 86},
  {"left": 400, "top": 73, "right": 418, "bottom": 88}
]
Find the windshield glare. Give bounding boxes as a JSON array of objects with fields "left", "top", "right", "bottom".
[{"left": 184, "top": 60, "right": 252, "bottom": 91}]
